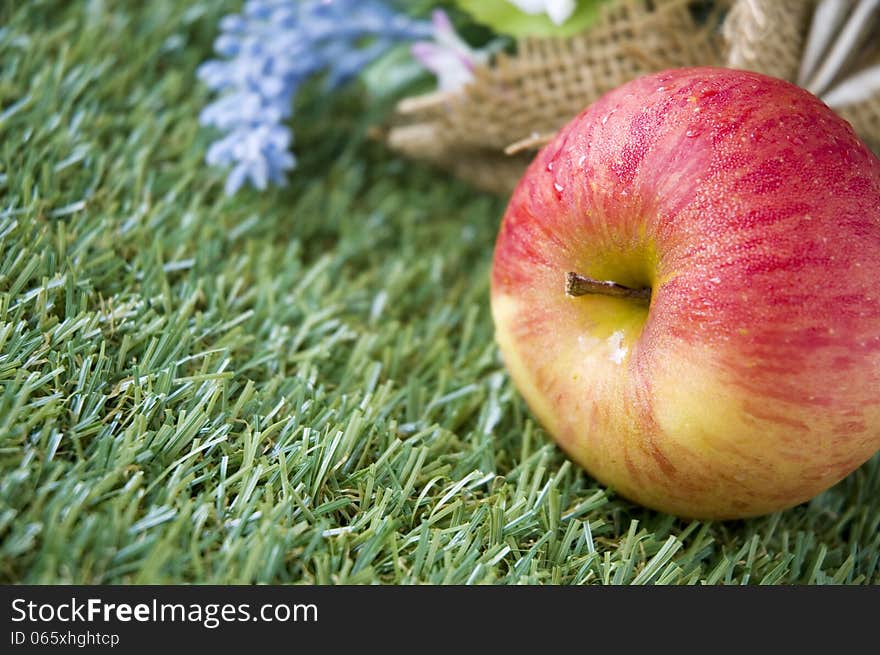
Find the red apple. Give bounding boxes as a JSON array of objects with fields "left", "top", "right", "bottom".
[{"left": 491, "top": 67, "right": 880, "bottom": 519}]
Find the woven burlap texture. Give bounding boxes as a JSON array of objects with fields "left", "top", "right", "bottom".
[
  {"left": 723, "top": 0, "right": 880, "bottom": 156},
  {"left": 387, "top": 0, "right": 725, "bottom": 195}
]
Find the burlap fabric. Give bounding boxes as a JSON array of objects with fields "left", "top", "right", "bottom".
[
  {"left": 387, "top": 0, "right": 880, "bottom": 195},
  {"left": 723, "top": 0, "right": 814, "bottom": 83}
]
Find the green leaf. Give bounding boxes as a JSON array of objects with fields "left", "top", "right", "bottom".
[{"left": 454, "top": 0, "right": 612, "bottom": 38}]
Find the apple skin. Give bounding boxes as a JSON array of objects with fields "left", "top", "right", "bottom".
[{"left": 490, "top": 66, "right": 880, "bottom": 520}]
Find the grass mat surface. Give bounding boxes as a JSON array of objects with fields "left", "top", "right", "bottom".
[{"left": 1, "top": 1, "right": 878, "bottom": 584}]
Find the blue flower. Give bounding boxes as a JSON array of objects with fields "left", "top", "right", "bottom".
[{"left": 198, "top": 0, "right": 432, "bottom": 195}]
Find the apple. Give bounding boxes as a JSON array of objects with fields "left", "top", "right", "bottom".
[{"left": 490, "top": 66, "right": 880, "bottom": 519}]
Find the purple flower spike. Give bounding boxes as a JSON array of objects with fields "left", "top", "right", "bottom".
[{"left": 198, "top": 0, "right": 432, "bottom": 195}]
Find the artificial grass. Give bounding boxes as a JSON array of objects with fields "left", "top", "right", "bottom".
[{"left": 1, "top": 0, "right": 878, "bottom": 585}]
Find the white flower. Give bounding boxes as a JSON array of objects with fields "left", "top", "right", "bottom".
[
  {"left": 505, "top": 0, "right": 577, "bottom": 26},
  {"left": 411, "top": 10, "right": 490, "bottom": 92}
]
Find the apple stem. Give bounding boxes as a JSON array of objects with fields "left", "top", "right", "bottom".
[{"left": 565, "top": 272, "right": 651, "bottom": 302}]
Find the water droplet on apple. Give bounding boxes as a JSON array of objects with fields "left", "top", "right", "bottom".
[
  {"left": 685, "top": 129, "right": 699, "bottom": 138},
  {"left": 656, "top": 86, "right": 665, "bottom": 92},
  {"left": 553, "top": 183, "right": 564, "bottom": 193},
  {"left": 578, "top": 155, "right": 586, "bottom": 167},
  {"left": 547, "top": 162, "right": 553, "bottom": 171}
]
